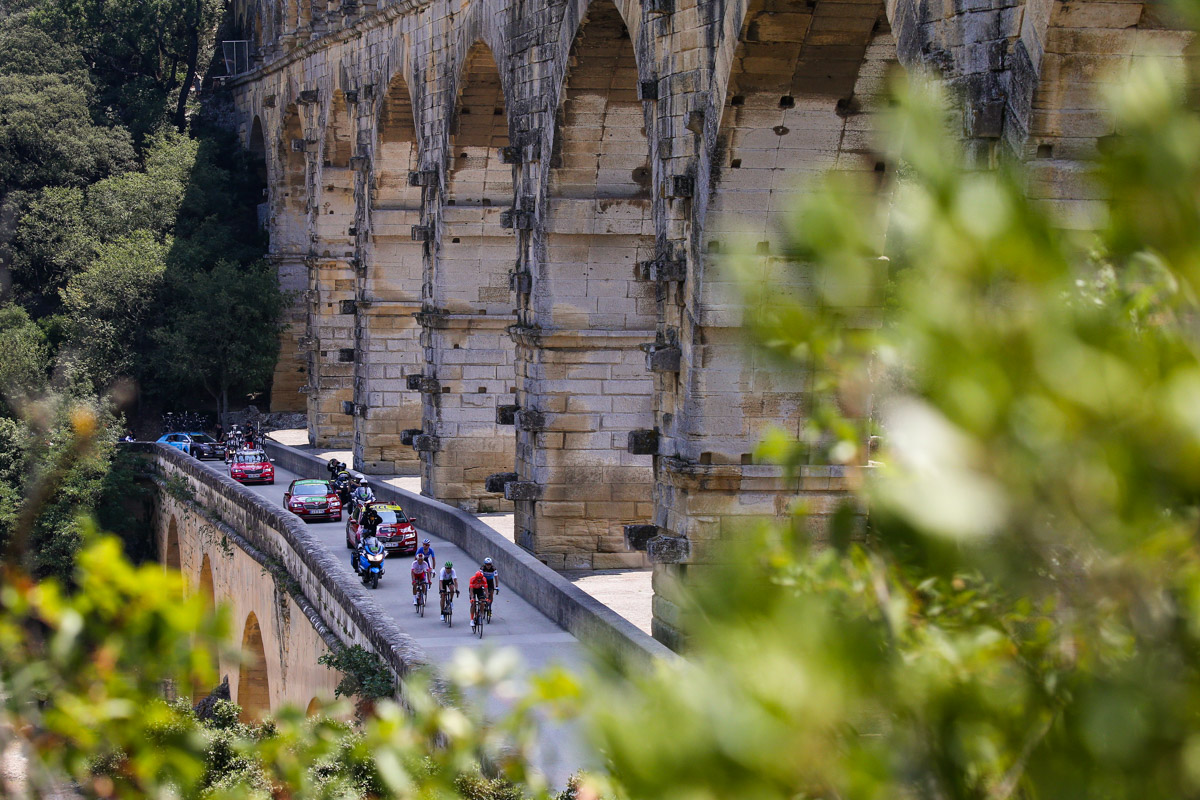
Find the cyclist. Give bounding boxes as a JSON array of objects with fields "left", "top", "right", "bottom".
[
  {"left": 410, "top": 552, "right": 434, "bottom": 607},
  {"left": 415, "top": 539, "right": 436, "bottom": 570},
  {"left": 480, "top": 557, "right": 499, "bottom": 603},
  {"left": 439, "top": 561, "right": 459, "bottom": 621},
  {"left": 468, "top": 568, "right": 489, "bottom": 627}
]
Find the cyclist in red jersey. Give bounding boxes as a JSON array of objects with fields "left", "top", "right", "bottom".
[{"left": 468, "top": 569, "right": 488, "bottom": 625}]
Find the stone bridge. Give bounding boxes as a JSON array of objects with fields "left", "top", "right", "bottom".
[
  {"left": 219, "top": 0, "right": 1192, "bottom": 638},
  {"left": 132, "top": 443, "right": 431, "bottom": 719}
]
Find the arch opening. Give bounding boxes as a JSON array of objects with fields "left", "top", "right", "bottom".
[
  {"left": 238, "top": 612, "right": 271, "bottom": 721},
  {"left": 192, "top": 554, "right": 221, "bottom": 700},
  {"left": 512, "top": 0, "right": 655, "bottom": 569},
  {"left": 279, "top": 103, "right": 307, "bottom": 219},
  {"left": 324, "top": 89, "right": 353, "bottom": 169},
  {"left": 549, "top": 0, "right": 650, "bottom": 200},
  {"left": 422, "top": 39, "right": 517, "bottom": 511},
  {"left": 164, "top": 515, "right": 181, "bottom": 572},
  {"left": 355, "top": 67, "right": 425, "bottom": 474}
]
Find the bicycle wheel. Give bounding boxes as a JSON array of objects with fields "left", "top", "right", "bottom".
[
  {"left": 417, "top": 591, "right": 424, "bottom": 617},
  {"left": 485, "top": 600, "right": 492, "bottom": 625},
  {"left": 476, "top": 603, "right": 484, "bottom": 639}
]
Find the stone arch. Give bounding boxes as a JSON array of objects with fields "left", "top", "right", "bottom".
[
  {"left": 375, "top": 70, "right": 421, "bottom": 209},
  {"left": 355, "top": 65, "right": 425, "bottom": 475},
  {"left": 510, "top": 0, "right": 657, "bottom": 570},
  {"left": 238, "top": 612, "right": 271, "bottom": 721},
  {"left": 193, "top": 554, "right": 220, "bottom": 700},
  {"left": 164, "top": 515, "right": 181, "bottom": 571},
  {"left": 198, "top": 553, "right": 216, "bottom": 608},
  {"left": 420, "top": 37, "right": 518, "bottom": 511},
  {"left": 548, "top": 0, "right": 651, "bottom": 201},
  {"left": 446, "top": 41, "right": 511, "bottom": 205},
  {"left": 278, "top": 102, "right": 307, "bottom": 221},
  {"left": 707, "top": 0, "right": 891, "bottom": 246},
  {"left": 324, "top": 89, "right": 353, "bottom": 169}
]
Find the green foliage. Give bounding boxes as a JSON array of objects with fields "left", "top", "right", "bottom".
[
  {"left": 318, "top": 644, "right": 399, "bottom": 701},
  {"left": 0, "top": 71, "right": 135, "bottom": 192},
  {"left": 572, "top": 57, "right": 1200, "bottom": 800},
  {"left": 0, "top": 303, "right": 48, "bottom": 406}
]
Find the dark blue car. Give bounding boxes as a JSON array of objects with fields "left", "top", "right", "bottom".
[{"left": 157, "top": 432, "right": 222, "bottom": 459}]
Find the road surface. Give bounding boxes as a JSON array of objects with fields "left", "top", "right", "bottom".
[{"left": 197, "top": 457, "right": 590, "bottom": 786}]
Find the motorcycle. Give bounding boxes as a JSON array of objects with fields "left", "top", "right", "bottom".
[{"left": 353, "top": 546, "right": 386, "bottom": 589}]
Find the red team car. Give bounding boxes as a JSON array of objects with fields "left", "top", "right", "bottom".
[
  {"left": 283, "top": 479, "right": 343, "bottom": 522},
  {"left": 345, "top": 502, "right": 418, "bottom": 555},
  {"left": 229, "top": 449, "right": 274, "bottom": 484}
]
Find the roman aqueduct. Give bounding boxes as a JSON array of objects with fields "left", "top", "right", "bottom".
[{"left": 222, "top": 0, "right": 1192, "bottom": 640}]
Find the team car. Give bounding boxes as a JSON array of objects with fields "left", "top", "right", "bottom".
[
  {"left": 283, "top": 479, "right": 342, "bottom": 522},
  {"left": 229, "top": 449, "right": 274, "bottom": 485},
  {"left": 158, "top": 432, "right": 222, "bottom": 459},
  {"left": 345, "top": 501, "right": 418, "bottom": 555}
]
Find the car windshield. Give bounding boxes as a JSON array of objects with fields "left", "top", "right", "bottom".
[
  {"left": 294, "top": 482, "right": 329, "bottom": 496},
  {"left": 373, "top": 508, "right": 407, "bottom": 525},
  {"left": 235, "top": 453, "right": 267, "bottom": 464},
  {"left": 190, "top": 434, "right": 216, "bottom": 443}
]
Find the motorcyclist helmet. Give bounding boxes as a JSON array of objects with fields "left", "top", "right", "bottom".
[
  {"left": 337, "top": 470, "right": 350, "bottom": 480},
  {"left": 365, "top": 539, "right": 383, "bottom": 555}
]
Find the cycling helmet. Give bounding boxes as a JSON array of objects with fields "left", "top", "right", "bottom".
[
  {"left": 483, "top": 557, "right": 493, "bottom": 566},
  {"left": 416, "top": 552, "right": 426, "bottom": 560},
  {"left": 422, "top": 539, "right": 430, "bottom": 545},
  {"left": 445, "top": 561, "right": 453, "bottom": 569}
]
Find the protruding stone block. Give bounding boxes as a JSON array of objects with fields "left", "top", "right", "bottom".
[
  {"left": 408, "top": 169, "right": 438, "bottom": 186},
  {"left": 405, "top": 374, "right": 423, "bottom": 390},
  {"left": 647, "top": 535, "right": 690, "bottom": 564},
  {"left": 510, "top": 271, "right": 531, "bottom": 293},
  {"left": 627, "top": 429, "right": 660, "bottom": 455},
  {"left": 411, "top": 225, "right": 435, "bottom": 242},
  {"left": 664, "top": 174, "right": 694, "bottom": 199},
  {"left": 485, "top": 472, "right": 518, "bottom": 493},
  {"left": 645, "top": 344, "right": 681, "bottom": 373},
  {"left": 412, "top": 434, "right": 440, "bottom": 452},
  {"left": 624, "top": 524, "right": 660, "bottom": 551},
  {"left": 516, "top": 409, "right": 546, "bottom": 431},
  {"left": 496, "top": 404, "right": 519, "bottom": 425},
  {"left": 504, "top": 481, "right": 542, "bottom": 501},
  {"left": 339, "top": 299, "right": 356, "bottom": 314},
  {"left": 399, "top": 428, "right": 422, "bottom": 446}
]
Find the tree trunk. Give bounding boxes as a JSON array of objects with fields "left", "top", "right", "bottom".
[{"left": 173, "top": 0, "right": 202, "bottom": 130}]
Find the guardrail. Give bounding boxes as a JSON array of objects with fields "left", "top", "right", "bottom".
[{"left": 262, "top": 437, "right": 678, "bottom": 670}]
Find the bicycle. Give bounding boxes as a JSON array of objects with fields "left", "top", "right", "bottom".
[
  {"left": 440, "top": 588, "right": 455, "bottom": 627},
  {"left": 415, "top": 580, "right": 428, "bottom": 617},
  {"left": 470, "top": 596, "right": 484, "bottom": 639},
  {"left": 483, "top": 594, "right": 493, "bottom": 625}
]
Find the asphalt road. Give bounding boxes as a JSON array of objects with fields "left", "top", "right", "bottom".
[{"left": 197, "top": 457, "right": 590, "bottom": 786}]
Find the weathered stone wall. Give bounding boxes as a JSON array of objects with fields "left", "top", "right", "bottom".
[
  {"left": 133, "top": 443, "right": 436, "bottom": 714},
  {"left": 225, "top": 0, "right": 1193, "bottom": 645}
]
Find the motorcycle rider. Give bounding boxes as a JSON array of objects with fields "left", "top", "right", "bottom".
[
  {"left": 438, "top": 561, "right": 458, "bottom": 621},
  {"left": 327, "top": 457, "right": 344, "bottom": 480},
  {"left": 415, "top": 539, "right": 436, "bottom": 570},
  {"left": 351, "top": 478, "right": 375, "bottom": 515},
  {"left": 360, "top": 503, "right": 382, "bottom": 541},
  {"left": 411, "top": 552, "right": 434, "bottom": 607},
  {"left": 354, "top": 534, "right": 386, "bottom": 576}
]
